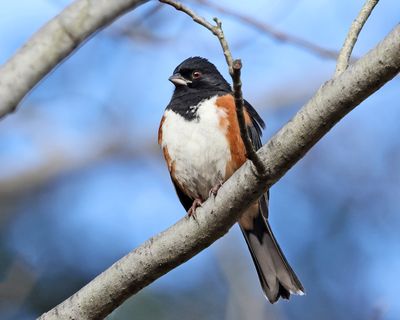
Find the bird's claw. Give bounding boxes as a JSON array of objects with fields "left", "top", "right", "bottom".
[
  {"left": 187, "top": 198, "right": 203, "bottom": 219},
  {"left": 209, "top": 181, "right": 223, "bottom": 198}
]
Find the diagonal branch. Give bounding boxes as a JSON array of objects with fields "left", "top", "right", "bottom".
[
  {"left": 335, "top": 0, "right": 379, "bottom": 76},
  {"left": 39, "top": 24, "right": 400, "bottom": 320},
  {"left": 160, "top": 0, "right": 266, "bottom": 175},
  {"left": 0, "top": 0, "right": 148, "bottom": 120}
]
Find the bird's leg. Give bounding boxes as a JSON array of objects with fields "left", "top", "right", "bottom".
[
  {"left": 209, "top": 180, "right": 223, "bottom": 198},
  {"left": 188, "top": 198, "right": 203, "bottom": 219}
]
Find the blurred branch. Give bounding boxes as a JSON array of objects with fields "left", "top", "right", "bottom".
[
  {"left": 159, "top": 0, "right": 234, "bottom": 71},
  {"left": 0, "top": 133, "right": 157, "bottom": 198},
  {"left": 335, "top": 0, "right": 379, "bottom": 75},
  {"left": 112, "top": 25, "right": 168, "bottom": 43},
  {"left": 160, "top": 0, "right": 266, "bottom": 174},
  {"left": 0, "top": 0, "right": 148, "bottom": 119},
  {"left": 111, "top": 3, "right": 168, "bottom": 43},
  {"left": 129, "top": 2, "right": 164, "bottom": 26},
  {"left": 40, "top": 25, "right": 400, "bottom": 320},
  {"left": 194, "top": 0, "right": 341, "bottom": 60}
]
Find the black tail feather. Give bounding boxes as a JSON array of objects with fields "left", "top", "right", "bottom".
[{"left": 240, "top": 200, "right": 304, "bottom": 303}]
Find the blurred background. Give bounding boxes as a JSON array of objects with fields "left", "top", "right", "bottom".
[{"left": 0, "top": 0, "right": 399, "bottom": 319}]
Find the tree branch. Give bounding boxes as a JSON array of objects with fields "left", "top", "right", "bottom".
[
  {"left": 39, "top": 24, "right": 400, "bottom": 320},
  {"left": 160, "top": 0, "right": 266, "bottom": 175},
  {"left": 335, "top": 0, "right": 379, "bottom": 76},
  {"left": 0, "top": 0, "right": 148, "bottom": 119}
]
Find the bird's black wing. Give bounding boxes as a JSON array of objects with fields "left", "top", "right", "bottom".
[
  {"left": 243, "top": 99, "right": 269, "bottom": 215},
  {"left": 244, "top": 99, "right": 265, "bottom": 149},
  {"left": 171, "top": 178, "right": 193, "bottom": 212}
]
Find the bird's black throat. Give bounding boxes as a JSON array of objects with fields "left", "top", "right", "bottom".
[{"left": 166, "top": 87, "right": 230, "bottom": 120}]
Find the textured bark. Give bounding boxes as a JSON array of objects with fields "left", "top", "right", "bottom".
[
  {"left": 0, "top": 0, "right": 147, "bottom": 119},
  {"left": 39, "top": 24, "right": 400, "bottom": 320}
]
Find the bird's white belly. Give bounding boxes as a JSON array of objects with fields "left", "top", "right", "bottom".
[{"left": 161, "top": 97, "right": 231, "bottom": 199}]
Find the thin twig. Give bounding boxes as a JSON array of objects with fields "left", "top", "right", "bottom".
[
  {"left": 212, "top": 17, "right": 234, "bottom": 74},
  {"left": 159, "top": 0, "right": 266, "bottom": 174},
  {"left": 232, "top": 60, "right": 266, "bottom": 175},
  {"left": 335, "top": 0, "right": 379, "bottom": 76},
  {"left": 194, "top": 0, "right": 341, "bottom": 61}
]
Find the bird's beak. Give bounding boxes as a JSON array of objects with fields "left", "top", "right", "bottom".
[{"left": 168, "top": 73, "right": 191, "bottom": 86}]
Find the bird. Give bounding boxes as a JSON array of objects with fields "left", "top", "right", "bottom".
[{"left": 158, "top": 56, "right": 304, "bottom": 303}]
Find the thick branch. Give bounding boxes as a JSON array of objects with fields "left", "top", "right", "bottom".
[
  {"left": 160, "top": 0, "right": 266, "bottom": 174},
  {"left": 0, "top": 0, "right": 147, "bottom": 119},
  {"left": 39, "top": 24, "right": 400, "bottom": 320},
  {"left": 335, "top": 0, "right": 379, "bottom": 76}
]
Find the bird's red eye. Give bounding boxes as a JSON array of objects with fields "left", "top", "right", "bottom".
[{"left": 192, "top": 71, "right": 202, "bottom": 79}]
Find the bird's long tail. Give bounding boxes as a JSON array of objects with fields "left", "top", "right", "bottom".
[{"left": 239, "top": 198, "right": 304, "bottom": 303}]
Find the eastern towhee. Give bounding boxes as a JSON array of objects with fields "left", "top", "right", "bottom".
[{"left": 158, "top": 57, "right": 304, "bottom": 303}]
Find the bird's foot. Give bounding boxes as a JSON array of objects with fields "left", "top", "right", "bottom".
[
  {"left": 209, "top": 181, "right": 223, "bottom": 198},
  {"left": 188, "top": 198, "right": 203, "bottom": 219}
]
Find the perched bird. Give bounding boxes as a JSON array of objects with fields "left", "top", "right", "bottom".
[{"left": 158, "top": 57, "right": 304, "bottom": 303}]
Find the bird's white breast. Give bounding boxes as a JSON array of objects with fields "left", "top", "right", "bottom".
[{"left": 161, "top": 96, "right": 231, "bottom": 200}]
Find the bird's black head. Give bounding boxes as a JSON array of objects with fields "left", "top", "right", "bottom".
[{"left": 169, "top": 57, "right": 231, "bottom": 93}]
